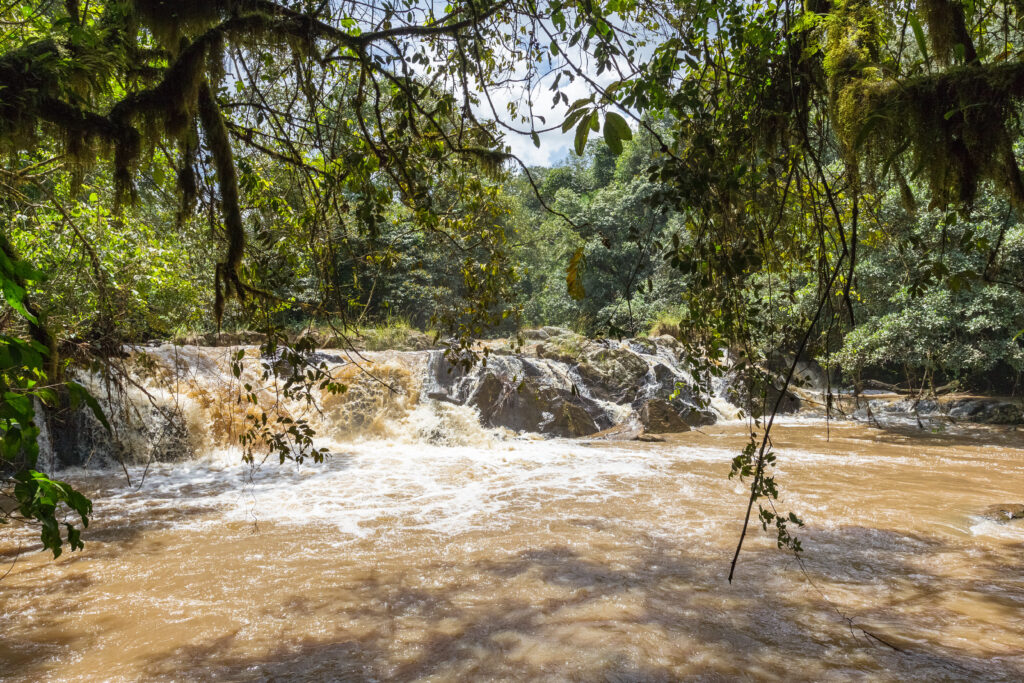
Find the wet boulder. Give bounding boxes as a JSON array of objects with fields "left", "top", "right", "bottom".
[
  {"left": 535, "top": 331, "right": 587, "bottom": 365},
  {"left": 948, "top": 399, "right": 1023, "bottom": 425},
  {"left": 466, "top": 374, "right": 602, "bottom": 437},
  {"left": 645, "top": 364, "right": 716, "bottom": 426},
  {"left": 541, "top": 326, "right": 574, "bottom": 338},
  {"left": 720, "top": 366, "right": 801, "bottom": 417},
  {"left": 639, "top": 399, "right": 692, "bottom": 434},
  {"left": 573, "top": 346, "right": 650, "bottom": 404},
  {"left": 423, "top": 351, "right": 473, "bottom": 403},
  {"left": 42, "top": 398, "right": 194, "bottom": 468},
  {"left": 981, "top": 504, "right": 1024, "bottom": 522},
  {"left": 767, "top": 352, "right": 829, "bottom": 392},
  {"left": 626, "top": 337, "right": 658, "bottom": 355},
  {"left": 546, "top": 400, "right": 603, "bottom": 438},
  {"left": 536, "top": 333, "right": 665, "bottom": 405}
]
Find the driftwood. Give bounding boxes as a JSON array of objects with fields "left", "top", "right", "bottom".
[{"left": 856, "top": 379, "right": 960, "bottom": 396}]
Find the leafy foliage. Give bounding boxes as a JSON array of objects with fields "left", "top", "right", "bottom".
[{"left": 0, "top": 252, "right": 101, "bottom": 558}]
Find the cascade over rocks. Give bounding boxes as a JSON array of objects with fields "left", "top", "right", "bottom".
[
  {"left": 844, "top": 395, "right": 1024, "bottom": 426},
  {"left": 425, "top": 350, "right": 614, "bottom": 437},
  {"left": 532, "top": 329, "right": 717, "bottom": 427},
  {"left": 466, "top": 374, "right": 602, "bottom": 438},
  {"left": 37, "top": 330, "right": 1024, "bottom": 469},
  {"left": 574, "top": 348, "right": 650, "bottom": 403}
]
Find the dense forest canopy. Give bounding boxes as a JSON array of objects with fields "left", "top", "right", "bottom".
[{"left": 1, "top": 0, "right": 1023, "bottom": 563}]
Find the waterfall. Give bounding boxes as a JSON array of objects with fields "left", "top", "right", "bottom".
[{"left": 44, "top": 331, "right": 743, "bottom": 467}]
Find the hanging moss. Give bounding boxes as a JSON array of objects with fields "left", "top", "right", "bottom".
[
  {"left": 130, "top": 0, "right": 249, "bottom": 46},
  {"left": 855, "top": 62, "right": 1024, "bottom": 208},
  {"left": 824, "top": 0, "right": 1024, "bottom": 209},
  {"left": 921, "top": 0, "right": 976, "bottom": 64},
  {"left": 198, "top": 80, "right": 246, "bottom": 323},
  {"left": 824, "top": 0, "right": 884, "bottom": 174}
]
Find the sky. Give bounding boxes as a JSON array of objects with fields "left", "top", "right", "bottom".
[{"left": 479, "top": 49, "right": 622, "bottom": 168}]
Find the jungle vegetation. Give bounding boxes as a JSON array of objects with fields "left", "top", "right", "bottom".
[{"left": 1, "top": 0, "right": 1023, "bottom": 570}]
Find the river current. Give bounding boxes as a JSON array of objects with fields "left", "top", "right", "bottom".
[
  {"left": 2, "top": 342, "right": 1024, "bottom": 680},
  {"left": 2, "top": 419, "right": 1023, "bottom": 681}
]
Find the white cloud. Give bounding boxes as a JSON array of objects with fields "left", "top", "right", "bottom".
[{"left": 396, "top": 30, "right": 626, "bottom": 168}]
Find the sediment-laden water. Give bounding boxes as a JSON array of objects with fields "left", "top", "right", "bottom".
[
  {"left": 2, "top": 418, "right": 1023, "bottom": 681},
  {"left": 2, "top": 342, "right": 1023, "bottom": 680}
]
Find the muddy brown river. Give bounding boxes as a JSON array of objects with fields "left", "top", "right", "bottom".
[{"left": 2, "top": 420, "right": 1023, "bottom": 681}]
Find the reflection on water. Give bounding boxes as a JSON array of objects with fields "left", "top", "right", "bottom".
[{"left": 2, "top": 422, "right": 1023, "bottom": 681}]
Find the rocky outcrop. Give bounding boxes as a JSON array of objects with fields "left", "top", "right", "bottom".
[
  {"left": 534, "top": 330, "right": 715, "bottom": 426},
  {"left": 574, "top": 347, "right": 651, "bottom": 404},
  {"left": 466, "top": 374, "right": 604, "bottom": 437},
  {"left": 843, "top": 395, "right": 1024, "bottom": 426},
  {"left": 948, "top": 399, "right": 1024, "bottom": 425},
  {"left": 639, "top": 399, "right": 691, "bottom": 434},
  {"left": 424, "top": 333, "right": 718, "bottom": 437},
  {"left": 40, "top": 394, "right": 194, "bottom": 468}
]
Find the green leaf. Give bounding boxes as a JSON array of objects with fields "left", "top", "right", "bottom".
[
  {"left": 66, "top": 381, "right": 111, "bottom": 432},
  {"left": 602, "top": 111, "right": 632, "bottom": 154},
  {"left": 605, "top": 111, "right": 632, "bottom": 139},
  {"left": 908, "top": 12, "right": 930, "bottom": 67},
  {"left": 574, "top": 115, "right": 591, "bottom": 156},
  {"left": 561, "top": 108, "right": 587, "bottom": 133},
  {"left": 603, "top": 125, "right": 622, "bottom": 154}
]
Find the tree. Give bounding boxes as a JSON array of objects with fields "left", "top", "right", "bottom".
[{"left": 0, "top": 0, "right": 650, "bottom": 556}]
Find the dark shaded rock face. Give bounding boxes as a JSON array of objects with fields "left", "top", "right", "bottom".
[
  {"left": 43, "top": 399, "right": 193, "bottom": 468},
  {"left": 981, "top": 504, "right": 1024, "bottom": 521},
  {"left": 466, "top": 374, "right": 604, "bottom": 437},
  {"left": 645, "top": 364, "right": 716, "bottom": 427},
  {"left": 767, "top": 353, "right": 830, "bottom": 392},
  {"left": 639, "top": 399, "right": 692, "bottom": 434},
  {"left": 531, "top": 332, "right": 717, "bottom": 429},
  {"left": 537, "top": 336, "right": 650, "bottom": 404},
  {"left": 948, "top": 399, "right": 1023, "bottom": 425},
  {"left": 575, "top": 348, "right": 650, "bottom": 404}
]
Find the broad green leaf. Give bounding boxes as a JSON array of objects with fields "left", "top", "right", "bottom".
[
  {"left": 908, "top": 12, "right": 930, "bottom": 67},
  {"left": 67, "top": 381, "right": 111, "bottom": 432},
  {"left": 574, "top": 114, "right": 591, "bottom": 155},
  {"left": 602, "top": 111, "right": 632, "bottom": 154}
]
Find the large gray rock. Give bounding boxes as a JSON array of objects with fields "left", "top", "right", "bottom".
[
  {"left": 541, "top": 326, "right": 574, "bottom": 338},
  {"left": 639, "top": 399, "right": 692, "bottom": 434},
  {"left": 948, "top": 399, "right": 1023, "bottom": 425},
  {"left": 767, "top": 352, "right": 829, "bottom": 391},
  {"left": 574, "top": 347, "right": 650, "bottom": 404},
  {"left": 645, "top": 364, "right": 716, "bottom": 426},
  {"left": 466, "top": 374, "right": 603, "bottom": 437},
  {"left": 535, "top": 335, "right": 651, "bottom": 404}
]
